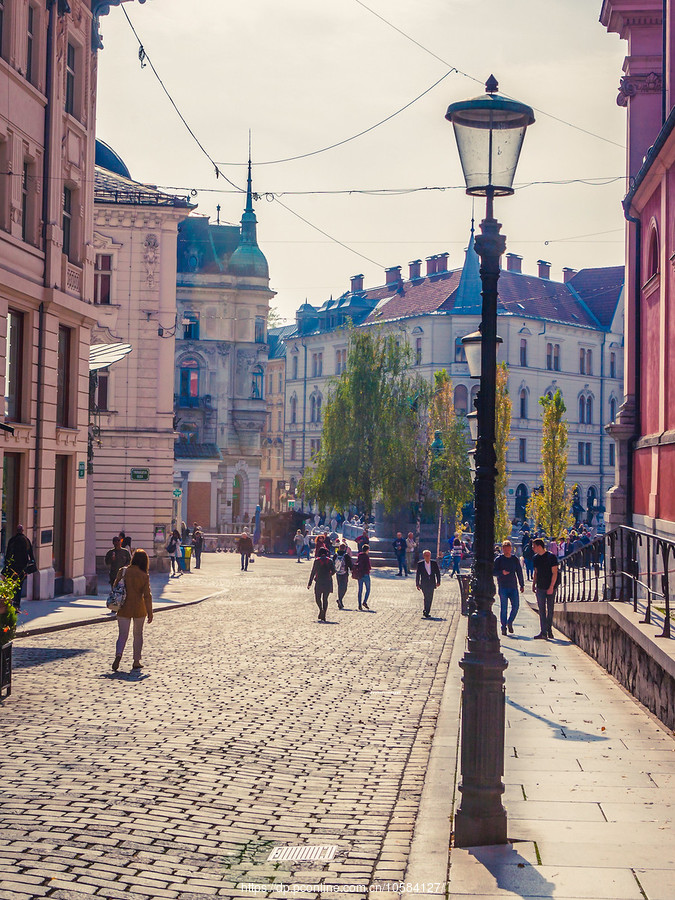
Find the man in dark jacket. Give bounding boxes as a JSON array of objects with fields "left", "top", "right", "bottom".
[
  {"left": 3, "top": 525, "right": 35, "bottom": 609},
  {"left": 191, "top": 528, "right": 204, "bottom": 569},
  {"left": 308, "top": 547, "right": 336, "bottom": 621},
  {"left": 493, "top": 540, "right": 524, "bottom": 636},
  {"left": 236, "top": 531, "right": 254, "bottom": 571},
  {"left": 392, "top": 532, "right": 408, "bottom": 576},
  {"left": 416, "top": 549, "right": 441, "bottom": 619},
  {"left": 105, "top": 536, "right": 131, "bottom": 587},
  {"left": 333, "top": 542, "right": 352, "bottom": 609}
]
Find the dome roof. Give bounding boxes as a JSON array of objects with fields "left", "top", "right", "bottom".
[
  {"left": 95, "top": 140, "right": 131, "bottom": 179},
  {"left": 228, "top": 242, "right": 269, "bottom": 279}
]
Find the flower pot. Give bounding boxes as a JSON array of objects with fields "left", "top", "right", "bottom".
[{"left": 0, "top": 640, "right": 12, "bottom": 699}]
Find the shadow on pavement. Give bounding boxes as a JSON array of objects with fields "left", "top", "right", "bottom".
[
  {"left": 506, "top": 697, "right": 610, "bottom": 743},
  {"left": 457, "top": 843, "right": 555, "bottom": 897},
  {"left": 12, "top": 646, "right": 91, "bottom": 669}
]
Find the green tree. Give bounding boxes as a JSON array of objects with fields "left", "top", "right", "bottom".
[
  {"left": 428, "top": 370, "right": 472, "bottom": 530},
  {"left": 526, "top": 389, "right": 576, "bottom": 538},
  {"left": 301, "top": 329, "right": 423, "bottom": 514},
  {"left": 494, "top": 362, "right": 512, "bottom": 543}
]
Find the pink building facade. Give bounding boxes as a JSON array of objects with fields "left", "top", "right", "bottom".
[{"left": 603, "top": 0, "right": 675, "bottom": 538}]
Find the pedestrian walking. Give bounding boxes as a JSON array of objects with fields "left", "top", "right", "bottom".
[
  {"left": 191, "top": 527, "right": 204, "bottom": 569},
  {"left": 333, "top": 542, "right": 352, "bottom": 608},
  {"left": 393, "top": 532, "right": 408, "bottom": 576},
  {"left": 406, "top": 532, "right": 416, "bottom": 573},
  {"left": 532, "top": 538, "right": 559, "bottom": 640},
  {"left": 105, "top": 535, "right": 132, "bottom": 588},
  {"left": 356, "top": 527, "right": 369, "bottom": 550},
  {"left": 416, "top": 549, "right": 441, "bottom": 618},
  {"left": 111, "top": 548, "right": 153, "bottom": 672},
  {"left": 314, "top": 533, "right": 327, "bottom": 557},
  {"left": 493, "top": 540, "right": 524, "bottom": 635},
  {"left": 3, "top": 524, "right": 36, "bottom": 609},
  {"left": 166, "top": 529, "right": 182, "bottom": 576},
  {"left": 307, "top": 546, "right": 336, "bottom": 622},
  {"left": 521, "top": 530, "right": 534, "bottom": 581},
  {"left": 450, "top": 536, "right": 463, "bottom": 577},
  {"left": 294, "top": 529, "right": 305, "bottom": 562},
  {"left": 355, "top": 543, "right": 372, "bottom": 610},
  {"left": 237, "top": 530, "right": 254, "bottom": 571}
]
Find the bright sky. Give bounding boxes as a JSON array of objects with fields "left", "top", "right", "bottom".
[{"left": 95, "top": 0, "right": 629, "bottom": 322}]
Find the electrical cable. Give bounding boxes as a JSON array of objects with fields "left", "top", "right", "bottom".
[
  {"left": 353, "top": 0, "right": 625, "bottom": 151},
  {"left": 214, "top": 69, "right": 458, "bottom": 166}
]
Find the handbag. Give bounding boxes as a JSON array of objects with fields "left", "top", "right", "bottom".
[
  {"left": 24, "top": 559, "right": 38, "bottom": 575},
  {"left": 106, "top": 568, "right": 127, "bottom": 612}
]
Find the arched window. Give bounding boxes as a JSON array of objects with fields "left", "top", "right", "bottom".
[
  {"left": 290, "top": 395, "right": 297, "bottom": 424},
  {"left": 251, "top": 365, "right": 264, "bottom": 399},
  {"left": 586, "top": 349, "right": 593, "bottom": 376},
  {"left": 553, "top": 344, "right": 560, "bottom": 371},
  {"left": 586, "top": 397, "right": 593, "bottom": 424},
  {"left": 520, "top": 338, "right": 528, "bottom": 367},
  {"left": 609, "top": 351, "right": 616, "bottom": 379},
  {"left": 309, "top": 395, "right": 316, "bottom": 423},
  {"left": 546, "top": 343, "right": 553, "bottom": 370},
  {"left": 455, "top": 336, "right": 467, "bottom": 363},
  {"left": 648, "top": 226, "right": 659, "bottom": 278},
  {"left": 179, "top": 357, "right": 200, "bottom": 407},
  {"left": 515, "top": 483, "right": 529, "bottom": 522},
  {"left": 579, "top": 395, "right": 586, "bottom": 423},
  {"left": 519, "top": 388, "right": 528, "bottom": 419},
  {"left": 292, "top": 355, "right": 298, "bottom": 379},
  {"left": 454, "top": 384, "right": 468, "bottom": 415},
  {"left": 316, "top": 395, "right": 322, "bottom": 422},
  {"left": 609, "top": 397, "right": 617, "bottom": 422}
]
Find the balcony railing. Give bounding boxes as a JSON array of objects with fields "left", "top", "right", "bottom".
[
  {"left": 174, "top": 393, "right": 213, "bottom": 410},
  {"left": 558, "top": 525, "right": 675, "bottom": 639}
]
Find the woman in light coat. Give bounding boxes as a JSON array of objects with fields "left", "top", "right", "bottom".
[{"left": 112, "top": 549, "right": 153, "bottom": 672}]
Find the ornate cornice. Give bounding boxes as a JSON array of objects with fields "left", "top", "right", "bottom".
[
  {"left": 617, "top": 71, "right": 662, "bottom": 107},
  {"left": 92, "top": 0, "right": 148, "bottom": 51}
]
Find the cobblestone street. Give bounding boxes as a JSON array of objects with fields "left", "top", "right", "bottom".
[{"left": 1, "top": 555, "right": 461, "bottom": 900}]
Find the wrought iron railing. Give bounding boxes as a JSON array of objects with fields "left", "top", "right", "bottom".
[{"left": 558, "top": 526, "right": 675, "bottom": 639}]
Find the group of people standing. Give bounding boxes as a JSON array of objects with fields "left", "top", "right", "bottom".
[
  {"left": 307, "top": 540, "right": 372, "bottom": 620},
  {"left": 165, "top": 523, "right": 205, "bottom": 576},
  {"left": 493, "top": 537, "right": 559, "bottom": 640}
]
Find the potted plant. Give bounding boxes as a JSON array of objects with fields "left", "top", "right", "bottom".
[{"left": 0, "top": 572, "right": 21, "bottom": 699}]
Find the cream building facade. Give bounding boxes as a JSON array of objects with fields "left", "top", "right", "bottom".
[
  {"left": 173, "top": 166, "right": 274, "bottom": 530},
  {"left": 277, "top": 240, "right": 624, "bottom": 526},
  {"left": 88, "top": 144, "right": 192, "bottom": 574},
  {"left": 0, "top": 0, "right": 143, "bottom": 598}
]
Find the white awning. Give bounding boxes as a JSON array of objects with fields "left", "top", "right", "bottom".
[{"left": 89, "top": 343, "right": 132, "bottom": 371}]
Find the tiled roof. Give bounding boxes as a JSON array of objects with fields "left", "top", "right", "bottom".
[
  {"left": 174, "top": 442, "right": 222, "bottom": 460},
  {"left": 363, "top": 270, "right": 462, "bottom": 324},
  {"left": 568, "top": 266, "right": 624, "bottom": 329},
  {"left": 176, "top": 217, "right": 241, "bottom": 275},
  {"left": 94, "top": 167, "right": 192, "bottom": 208},
  {"left": 492, "top": 271, "right": 600, "bottom": 327}
]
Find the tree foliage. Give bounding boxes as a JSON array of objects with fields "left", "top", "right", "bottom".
[
  {"left": 300, "top": 329, "right": 425, "bottom": 514},
  {"left": 494, "top": 362, "right": 512, "bottom": 543},
  {"left": 526, "top": 389, "right": 575, "bottom": 538},
  {"left": 428, "top": 370, "right": 472, "bottom": 529}
]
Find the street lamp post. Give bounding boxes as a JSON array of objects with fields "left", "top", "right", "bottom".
[{"left": 446, "top": 75, "right": 534, "bottom": 847}]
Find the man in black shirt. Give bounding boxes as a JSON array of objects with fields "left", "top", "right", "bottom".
[
  {"left": 493, "top": 540, "right": 524, "bottom": 636},
  {"left": 532, "top": 538, "right": 558, "bottom": 639}
]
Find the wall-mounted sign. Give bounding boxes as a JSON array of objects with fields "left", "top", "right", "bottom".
[
  {"left": 154, "top": 524, "right": 167, "bottom": 543},
  {"left": 172, "top": 488, "right": 182, "bottom": 499},
  {"left": 130, "top": 468, "right": 150, "bottom": 481},
  {"left": 78, "top": 461, "right": 85, "bottom": 479}
]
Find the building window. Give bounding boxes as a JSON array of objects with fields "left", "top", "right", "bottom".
[
  {"left": 292, "top": 355, "right": 298, "bottom": 379},
  {"left": 577, "top": 442, "right": 584, "bottom": 465},
  {"left": 610, "top": 351, "right": 616, "bottom": 379},
  {"left": 310, "top": 394, "right": 323, "bottom": 423},
  {"left": 65, "top": 42, "right": 76, "bottom": 116},
  {"left": 316, "top": 395, "right": 322, "bottom": 422},
  {"left": 94, "top": 367, "right": 109, "bottom": 412},
  {"left": 335, "top": 348, "right": 347, "bottom": 375},
  {"left": 310, "top": 438, "right": 321, "bottom": 458},
  {"left": 290, "top": 439, "right": 297, "bottom": 461},
  {"left": 179, "top": 362, "right": 199, "bottom": 406},
  {"left": 454, "top": 384, "right": 468, "bottom": 416},
  {"left": 255, "top": 316, "right": 266, "bottom": 344},
  {"left": 276, "top": 445, "right": 283, "bottom": 469},
  {"left": 21, "top": 162, "right": 29, "bottom": 242},
  {"left": 290, "top": 395, "right": 297, "bottom": 424},
  {"left": 26, "top": 4, "right": 35, "bottom": 85},
  {"left": 609, "top": 397, "right": 617, "bottom": 422},
  {"left": 609, "top": 442, "right": 615, "bottom": 467},
  {"left": 546, "top": 343, "right": 552, "bottom": 370},
  {"left": 553, "top": 344, "right": 560, "bottom": 371},
  {"left": 63, "top": 186, "right": 73, "bottom": 259},
  {"left": 648, "top": 227, "right": 659, "bottom": 278},
  {"left": 415, "top": 337, "right": 422, "bottom": 366},
  {"left": 94, "top": 254, "right": 112, "bottom": 304},
  {"left": 586, "top": 349, "right": 593, "bottom": 375},
  {"left": 520, "top": 338, "right": 527, "bottom": 367},
  {"left": 579, "top": 396, "right": 586, "bottom": 423},
  {"left": 183, "top": 312, "right": 199, "bottom": 340},
  {"left": 251, "top": 366, "right": 264, "bottom": 399},
  {"left": 519, "top": 389, "right": 528, "bottom": 419},
  {"left": 579, "top": 348, "right": 585, "bottom": 375},
  {"left": 585, "top": 442, "right": 591, "bottom": 466},
  {"left": 311, "top": 352, "right": 323, "bottom": 377},
  {"left": 5, "top": 309, "right": 24, "bottom": 422},
  {"left": 455, "top": 336, "right": 467, "bottom": 363},
  {"left": 278, "top": 371, "right": 282, "bottom": 393},
  {"left": 586, "top": 397, "right": 592, "bottom": 424},
  {"left": 518, "top": 438, "right": 526, "bottom": 463},
  {"left": 57, "top": 325, "right": 72, "bottom": 427},
  {"left": 276, "top": 410, "right": 282, "bottom": 431}
]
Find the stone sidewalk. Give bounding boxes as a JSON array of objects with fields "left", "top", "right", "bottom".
[{"left": 441, "top": 598, "right": 675, "bottom": 900}]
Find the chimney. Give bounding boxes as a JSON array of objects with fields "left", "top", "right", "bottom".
[
  {"left": 425, "top": 255, "right": 437, "bottom": 276},
  {"left": 506, "top": 252, "right": 522, "bottom": 274},
  {"left": 385, "top": 265, "right": 402, "bottom": 287},
  {"left": 436, "top": 252, "right": 449, "bottom": 273},
  {"left": 537, "top": 259, "right": 551, "bottom": 280},
  {"left": 350, "top": 273, "right": 364, "bottom": 292},
  {"left": 562, "top": 267, "right": 577, "bottom": 283},
  {"left": 408, "top": 259, "right": 422, "bottom": 280}
]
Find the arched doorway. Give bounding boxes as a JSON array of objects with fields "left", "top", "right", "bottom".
[
  {"left": 232, "top": 474, "right": 242, "bottom": 520},
  {"left": 586, "top": 486, "right": 598, "bottom": 524},
  {"left": 515, "top": 483, "right": 529, "bottom": 523}
]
